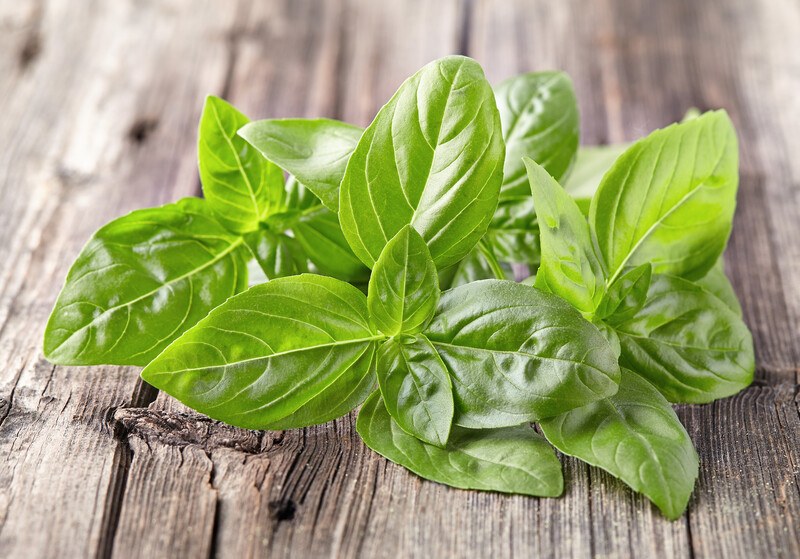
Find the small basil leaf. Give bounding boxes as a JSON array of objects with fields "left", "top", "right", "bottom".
[
  {"left": 597, "top": 263, "right": 652, "bottom": 323},
  {"left": 198, "top": 96, "right": 284, "bottom": 233},
  {"left": 563, "top": 144, "right": 629, "bottom": 210},
  {"left": 377, "top": 335, "right": 454, "bottom": 446},
  {"left": 340, "top": 55, "right": 505, "bottom": 269},
  {"left": 695, "top": 258, "right": 742, "bottom": 317},
  {"left": 485, "top": 197, "right": 540, "bottom": 264},
  {"left": 438, "top": 247, "right": 515, "bottom": 290},
  {"left": 357, "top": 391, "right": 563, "bottom": 497},
  {"left": 44, "top": 198, "right": 249, "bottom": 366},
  {"left": 590, "top": 111, "right": 739, "bottom": 282},
  {"left": 540, "top": 369, "right": 699, "bottom": 520},
  {"left": 425, "top": 280, "right": 621, "bottom": 428},
  {"left": 293, "top": 207, "right": 370, "bottom": 283},
  {"left": 244, "top": 229, "right": 308, "bottom": 280},
  {"left": 141, "top": 275, "right": 384, "bottom": 429},
  {"left": 614, "top": 273, "right": 754, "bottom": 403},
  {"left": 368, "top": 226, "right": 439, "bottom": 336},
  {"left": 525, "top": 157, "right": 606, "bottom": 316},
  {"left": 283, "top": 175, "right": 321, "bottom": 211},
  {"left": 238, "top": 118, "right": 363, "bottom": 212},
  {"left": 495, "top": 71, "right": 579, "bottom": 197}
]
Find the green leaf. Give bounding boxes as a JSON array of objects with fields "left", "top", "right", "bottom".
[
  {"left": 425, "top": 280, "right": 621, "bottom": 428},
  {"left": 597, "top": 263, "right": 652, "bottom": 323},
  {"left": 140, "top": 275, "right": 385, "bottom": 429},
  {"left": 283, "top": 175, "right": 321, "bottom": 211},
  {"left": 695, "top": 258, "right": 742, "bottom": 317},
  {"left": 44, "top": 198, "right": 249, "bottom": 366},
  {"left": 377, "top": 335, "right": 454, "bottom": 446},
  {"left": 244, "top": 229, "right": 308, "bottom": 280},
  {"left": 540, "top": 369, "right": 699, "bottom": 520},
  {"left": 198, "top": 96, "right": 284, "bottom": 233},
  {"left": 613, "top": 273, "right": 754, "bottom": 403},
  {"left": 495, "top": 71, "right": 579, "bottom": 198},
  {"left": 590, "top": 111, "right": 739, "bottom": 282},
  {"left": 485, "top": 197, "right": 540, "bottom": 264},
  {"left": 357, "top": 391, "right": 563, "bottom": 497},
  {"left": 525, "top": 157, "right": 606, "bottom": 316},
  {"left": 339, "top": 55, "right": 505, "bottom": 269},
  {"left": 238, "top": 118, "right": 363, "bottom": 212},
  {"left": 563, "top": 143, "right": 629, "bottom": 209},
  {"left": 438, "top": 247, "right": 515, "bottom": 290},
  {"left": 292, "top": 207, "right": 370, "bottom": 283},
  {"left": 368, "top": 226, "right": 439, "bottom": 336}
]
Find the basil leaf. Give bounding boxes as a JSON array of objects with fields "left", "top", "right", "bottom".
[
  {"left": 377, "top": 335, "right": 454, "bottom": 446},
  {"left": 495, "top": 71, "right": 579, "bottom": 198},
  {"left": 540, "top": 369, "right": 699, "bottom": 520},
  {"left": 339, "top": 55, "right": 505, "bottom": 269},
  {"left": 525, "top": 157, "right": 606, "bottom": 316},
  {"left": 695, "top": 258, "right": 742, "bottom": 317},
  {"left": 283, "top": 175, "right": 321, "bottom": 211},
  {"left": 590, "top": 111, "right": 739, "bottom": 282},
  {"left": 439, "top": 248, "right": 515, "bottom": 290},
  {"left": 44, "top": 198, "right": 249, "bottom": 366},
  {"left": 238, "top": 118, "right": 363, "bottom": 212},
  {"left": 597, "top": 263, "right": 652, "bottom": 323},
  {"left": 485, "top": 197, "right": 540, "bottom": 264},
  {"left": 563, "top": 144, "right": 629, "bottom": 210},
  {"left": 357, "top": 392, "right": 563, "bottom": 497},
  {"left": 614, "top": 273, "right": 754, "bottom": 403},
  {"left": 368, "top": 226, "right": 439, "bottom": 336},
  {"left": 244, "top": 229, "right": 308, "bottom": 280},
  {"left": 198, "top": 96, "right": 284, "bottom": 233},
  {"left": 292, "top": 206, "right": 370, "bottom": 283},
  {"left": 425, "top": 280, "right": 621, "bottom": 428},
  {"left": 140, "top": 275, "right": 384, "bottom": 429}
]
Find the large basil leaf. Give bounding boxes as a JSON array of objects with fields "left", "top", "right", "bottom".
[
  {"left": 425, "top": 280, "right": 621, "bottom": 428},
  {"left": 44, "top": 198, "right": 249, "bottom": 366},
  {"left": 485, "top": 197, "right": 540, "bottom": 264},
  {"left": 590, "top": 111, "right": 739, "bottom": 283},
  {"left": 613, "top": 273, "right": 754, "bottom": 403},
  {"left": 540, "top": 369, "right": 699, "bottom": 519},
  {"left": 244, "top": 229, "right": 308, "bottom": 280},
  {"left": 198, "top": 96, "right": 284, "bottom": 233},
  {"left": 495, "top": 71, "right": 579, "bottom": 198},
  {"left": 525, "top": 157, "right": 606, "bottom": 316},
  {"left": 377, "top": 336, "right": 453, "bottom": 446},
  {"left": 695, "top": 258, "right": 742, "bottom": 317},
  {"left": 357, "top": 392, "right": 563, "bottom": 497},
  {"left": 140, "top": 275, "right": 384, "bottom": 429},
  {"left": 339, "top": 55, "right": 505, "bottom": 269},
  {"left": 293, "top": 207, "right": 370, "bottom": 283},
  {"left": 596, "top": 263, "right": 652, "bottom": 323},
  {"left": 368, "top": 226, "right": 439, "bottom": 336},
  {"left": 238, "top": 118, "right": 363, "bottom": 212}
]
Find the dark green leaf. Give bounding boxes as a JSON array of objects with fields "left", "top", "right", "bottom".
[
  {"left": 357, "top": 392, "right": 563, "bottom": 497},
  {"left": 238, "top": 118, "right": 363, "bottom": 212},
  {"left": 525, "top": 157, "right": 606, "bottom": 316},
  {"left": 485, "top": 197, "right": 540, "bottom": 264},
  {"left": 614, "top": 273, "right": 754, "bottom": 403},
  {"left": 590, "top": 111, "right": 739, "bottom": 282},
  {"left": 425, "top": 280, "right": 621, "bottom": 428},
  {"left": 339, "top": 55, "right": 505, "bottom": 269},
  {"left": 198, "top": 96, "right": 284, "bottom": 233},
  {"left": 140, "top": 275, "right": 384, "bottom": 429},
  {"left": 377, "top": 335, "right": 454, "bottom": 446},
  {"left": 368, "top": 226, "right": 439, "bottom": 336},
  {"left": 695, "top": 258, "right": 742, "bottom": 317},
  {"left": 244, "top": 229, "right": 308, "bottom": 280},
  {"left": 597, "top": 263, "right": 652, "bottom": 323},
  {"left": 540, "top": 369, "right": 699, "bottom": 519},
  {"left": 44, "top": 198, "right": 249, "bottom": 366}
]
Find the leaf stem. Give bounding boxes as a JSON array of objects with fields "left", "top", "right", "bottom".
[{"left": 478, "top": 239, "right": 506, "bottom": 280}]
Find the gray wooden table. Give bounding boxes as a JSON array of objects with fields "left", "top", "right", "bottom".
[{"left": 1, "top": 0, "right": 798, "bottom": 557}]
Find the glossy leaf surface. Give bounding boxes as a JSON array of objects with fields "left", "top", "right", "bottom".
[
  {"left": 45, "top": 198, "right": 249, "bottom": 366},
  {"left": 368, "top": 226, "right": 439, "bottom": 336},
  {"left": 293, "top": 207, "right": 370, "bottom": 283},
  {"left": 540, "top": 369, "right": 699, "bottom": 519},
  {"left": 614, "top": 273, "right": 754, "bottom": 403},
  {"left": 357, "top": 392, "right": 563, "bottom": 497},
  {"left": 486, "top": 197, "right": 540, "bottom": 264},
  {"left": 198, "top": 96, "right": 284, "bottom": 233},
  {"left": 425, "top": 280, "right": 621, "bottom": 428},
  {"left": 590, "top": 111, "right": 739, "bottom": 282},
  {"left": 141, "top": 275, "right": 383, "bottom": 429},
  {"left": 696, "top": 258, "right": 742, "bottom": 317},
  {"left": 340, "top": 55, "right": 505, "bottom": 269},
  {"left": 238, "top": 118, "right": 363, "bottom": 211},
  {"left": 377, "top": 335, "right": 453, "bottom": 446},
  {"left": 597, "top": 263, "right": 652, "bottom": 323},
  {"left": 244, "top": 229, "right": 308, "bottom": 280}
]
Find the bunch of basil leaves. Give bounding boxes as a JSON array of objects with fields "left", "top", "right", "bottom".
[{"left": 43, "top": 55, "right": 753, "bottom": 520}]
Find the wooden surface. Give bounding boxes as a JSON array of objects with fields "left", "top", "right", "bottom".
[{"left": 0, "top": 0, "right": 798, "bottom": 557}]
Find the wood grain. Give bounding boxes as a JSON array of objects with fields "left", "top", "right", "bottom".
[{"left": 0, "top": 0, "right": 798, "bottom": 558}]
